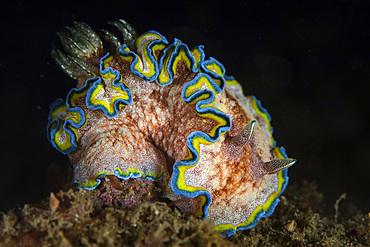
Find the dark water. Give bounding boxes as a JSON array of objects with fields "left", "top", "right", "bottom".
[{"left": 1, "top": 1, "right": 369, "bottom": 213}]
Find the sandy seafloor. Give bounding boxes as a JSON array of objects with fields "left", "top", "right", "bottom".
[{"left": 1, "top": 0, "right": 369, "bottom": 246}]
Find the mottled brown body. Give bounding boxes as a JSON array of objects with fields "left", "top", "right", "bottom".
[
  {"left": 70, "top": 55, "right": 271, "bottom": 186},
  {"left": 48, "top": 20, "right": 295, "bottom": 235}
]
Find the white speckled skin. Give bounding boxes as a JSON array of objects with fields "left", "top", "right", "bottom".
[{"left": 49, "top": 21, "right": 295, "bottom": 235}]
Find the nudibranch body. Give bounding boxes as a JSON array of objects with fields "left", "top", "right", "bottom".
[{"left": 47, "top": 20, "right": 296, "bottom": 236}]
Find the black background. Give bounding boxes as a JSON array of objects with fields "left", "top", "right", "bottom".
[{"left": 1, "top": 1, "right": 369, "bottom": 213}]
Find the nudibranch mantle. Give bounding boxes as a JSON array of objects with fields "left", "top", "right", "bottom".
[{"left": 47, "top": 20, "right": 296, "bottom": 236}]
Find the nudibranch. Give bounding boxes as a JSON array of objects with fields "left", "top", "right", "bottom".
[{"left": 47, "top": 20, "right": 296, "bottom": 236}]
